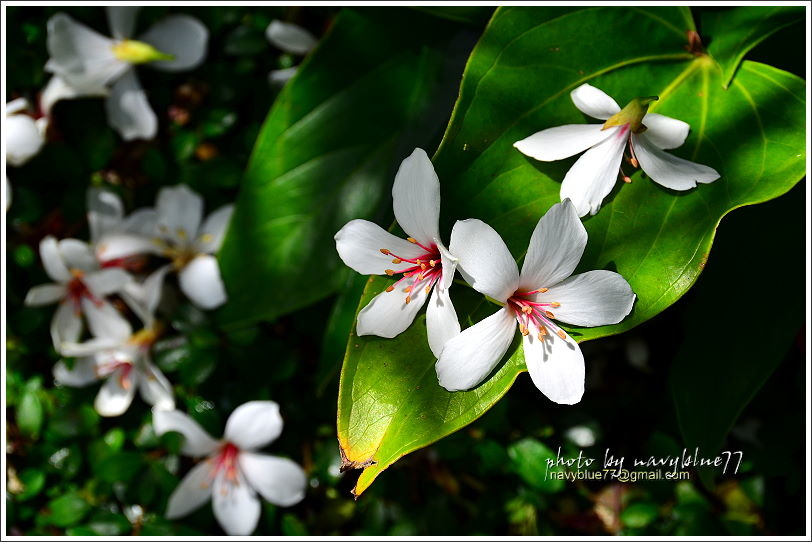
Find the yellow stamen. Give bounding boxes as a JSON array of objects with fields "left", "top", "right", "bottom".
[
  {"left": 380, "top": 248, "right": 391, "bottom": 255},
  {"left": 556, "top": 330, "right": 567, "bottom": 340},
  {"left": 392, "top": 258, "right": 402, "bottom": 264},
  {"left": 550, "top": 302, "right": 561, "bottom": 308},
  {"left": 405, "top": 295, "right": 412, "bottom": 304},
  {"left": 385, "top": 286, "right": 394, "bottom": 293},
  {"left": 520, "top": 325, "right": 529, "bottom": 336},
  {"left": 544, "top": 310, "right": 555, "bottom": 319},
  {"left": 429, "top": 260, "right": 436, "bottom": 267},
  {"left": 385, "top": 269, "right": 394, "bottom": 276},
  {"left": 111, "top": 39, "right": 174, "bottom": 64},
  {"left": 407, "top": 237, "right": 417, "bottom": 244}
]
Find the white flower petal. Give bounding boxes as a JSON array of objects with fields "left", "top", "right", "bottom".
[
  {"left": 106, "top": 6, "right": 140, "bottom": 40},
  {"left": 87, "top": 187, "right": 124, "bottom": 243},
  {"left": 6, "top": 114, "right": 44, "bottom": 167},
  {"left": 53, "top": 357, "right": 99, "bottom": 387},
  {"left": 356, "top": 275, "right": 429, "bottom": 339},
  {"left": 514, "top": 124, "right": 611, "bottom": 162},
  {"left": 95, "top": 368, "right": 137, "bottom": 416},
  {"left": 540, "top": 270, "right": 635, "bottom": 327},
  {"left": 519, "top": 199, "right": 586, "bottom": 291},
  {"left": 83, "top": 268, "right": 131, "bottom": 296},
  {"left": 152, "top": 409, "right": 219, "bottom": 457},
  {"left": 138, "top": 361, "right": 175, "bottom": 410},
  {"left": 435, "top": 308, "right": 516, "bottom": 391},
  {"left": 239, "top": 452, "right": 306, "bottom": 507},
  {"left": 96, "top": 232, "right": 161, "bottom": 262},
  {"left": 120, "top": 208, "right": 159, "bottom": 236},
  {"left": 196, "top": 205, "right": 234, "bottom": 254},
  {"left": 392, "top": 148, "right": 441, "bottom": 245},
  {"left": 24, "top": 284, "right": 66, "bottom": 306},
  {"left": 46, "top": 13, "right": 126, "bottom": 88},
  {"left": 178, "top": 254, "right": 228, "bottom": 310},
  {"left": 334, "top": 219, "right": 423, "bottom": 275},
  {"left": 140, "top": 15, "right": 209, "bottom": 72},
  {"left": 40, "top": 236, "right": 71, "bottom": 283},
  {"left": 156, "top": 185, "right": 204, "bottom": 244},
  {"left": 633, "top": 133, "right": 720, "bottom": 191},
  {"left": 166, "top": 460, "right": 214, "bottom": 519},
  {"left": 51, "top": 302, "right": 82, "bottom": 347},
  {"left": 641, "top": 113, "right": 689, "bottom": 149},
  {"left": 212, "top": 470, "right": 261, "bottom": 536},
  {"left": 523, "top": 330, "right": 584, "bottom": 405},
  {"left": 122, "top": 265, "right": 171, "bottom": 326},
  {"left": 449, "top": 219, "right": 519, "bottom": 302},
  {"left": 6, "top": 98, "right": 29, "bottom": 115},
  {"left": 105, "top": 70, "right": 157, "bottom": 141},
  {"left": 560, "top": 125, "right": 627, "bottom": 217},
  {"left": 436, "top": 240, "right": 457, "bottom": 291},
  {"left": 59, "top": 238, "right": 98, "bottom": 272},
  {"left": 40, "top": 75, "right": 108, "bottom": 116},
  {"left": 4, "top": 176, "right": 11, "bottom": 211},
  {"left": 266, "top": 20, "right": 318, "bottom": 55},
  {"left": 58, "top": 337, "right": 123, "bottom": 358},
  {"left": 268, "top": 67, "right": 298, "bottom": 87},
  {"left": 224, "top": 401, "right": 283, "bottom": 451},
  {"left": 570, "top": 84, "right": 621, "bottom": 120},
  {"left": 426, "top": 284, "right": 460, "bottom": 358},
  {"left": 82, "top": 298, "right": 133, "bottom": 340}
]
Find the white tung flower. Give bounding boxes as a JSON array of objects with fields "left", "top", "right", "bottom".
[
  {"left": 45, "top": 7, "right": 208, "bottom": 140},
  {"left": 6, "top": 98, "right": 46, "bottom": 167},
  {"left": 514, "top": 83, "right": 720, "bottom": 217},
  {"left": 265, "top": 20, "right": 318, "bottom": 86},
  {"left": 96, "top": 184, "right": 234, "bottom": 310},
  {"left": 335, "top": 148, "right": 460, "bottom": 357},
  {"left": 436, "top": 199, "right": 635, "bottom": 404},
  {"left": 24, "top": 236, "right": 132, "bottom": 350},
  {"left": 153, "top": 402, "right": 307, "bottom": 536},
  {"left": 53, "top": 272, "right": 174, "bottom": 417}
]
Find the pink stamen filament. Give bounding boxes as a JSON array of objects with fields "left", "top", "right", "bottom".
[
  {"left": 507, "top": 292, "right": 565, "bottom": 340},
  {"left": 204, "top": 442, "right": 241, "bottom": 493},
  {"left": 381, "top": 244, "right": 443, "bottom": 302},
  {"left": 65, "top": 272, "right": 103, "bottom": 314}
]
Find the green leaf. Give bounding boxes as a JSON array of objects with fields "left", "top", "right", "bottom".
[
  {"left": 16, "top": 388, "right": 44, "bottom": 438},
  {"left": 621, "top": 502, "right": 660, "bottom": 528},
  {"left": 218, "top": 8, "right": 475, "bottom": 327},
  {"left": 702, "top": 6, "right": 804, "bottom": 88},
  {"left": 670, "top": 183, "right": 805, "bottom": 488},
  {"left": 507, "top": 438, "right": 565, "bottom": 493},
  {"left": 95, "top": 452, "right": 144, "bottom": 483},
  {"left": 338, "top": 6, "right": 806, "bottom": 495},
  {"left": 15, "top": 468, "right": 46, "bottom": 501},
  {"left": 46, "top": 492, "right": 91, "bottom": 527}
]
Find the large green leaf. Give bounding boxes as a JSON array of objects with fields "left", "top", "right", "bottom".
[
  {"left": 218, "top": 8, "right": 475, "bottom": 326},
  {"left": 670, "top": 182, "right": 805, "bottom": 488},
  {"left": 701, "top": 5, "right": 804, "bottom": 88},
  {"left": 338, "top": 6, "right": 806, "bottom": 495}
]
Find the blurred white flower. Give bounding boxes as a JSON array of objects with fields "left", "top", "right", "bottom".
[
  {"left": 514, "top": 83, "right": 720, "bottom": 217},
  {"left": 153, "top": 401, "right": 307, "bottom": 536},
  {"left": 6, "top": 98, "right": 46, "bottom": 167},
  {"left": 96, "top": 184, "right": 233, "bottom": 310},
  {"left": 436, "top": 200, "right": 635, "bottom": 404},
  {"left": 45, "top": 7, "right": 208, "bottom": 140},
  {"left": 335, "top": 148, "right": 460, "bottom": 357},
  {"left": 265, "top": 20, "right": 317, "bottom": 86},
  {"left": 24, "top": 236, "right": 132, "bottom": 350},
  {"left": 54, "top": 266, "right": 174, "bottom": 416}
]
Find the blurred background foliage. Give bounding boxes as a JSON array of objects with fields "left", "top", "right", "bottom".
[{"left": 4, "top": 5, "right": 807, "bottom": 536}]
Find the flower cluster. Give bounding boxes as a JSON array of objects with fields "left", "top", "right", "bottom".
[
  {"left": 22, "top": 184, "right": 306, "bottom": 534},
  {"left": 336, "top": 103, "right": 718, "bottom": 402}
]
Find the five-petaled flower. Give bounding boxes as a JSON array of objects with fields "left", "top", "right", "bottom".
[
  {"left": 53, "top": 266, "right": 174, "bottom": 417},
  {"left": 335, "top": 148, "right": 460, "bottom": 357},
  {"left": 96, "top": 184, "right": 234, "bottom": 310},
  {"left": 436, "top": 199, "right": 635, "bottom": 404},
  {"left": 45, "top": 6, "right": 208, "bottom": 140},
  {"left": 514, "top": 83, "right": 720, "bottom": 217},
  {"left": 153, "top": 402, "right": 307, "bottom": 536},
  {"left": 24, "top": 236, "right": 132, "bottom": 350}
]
